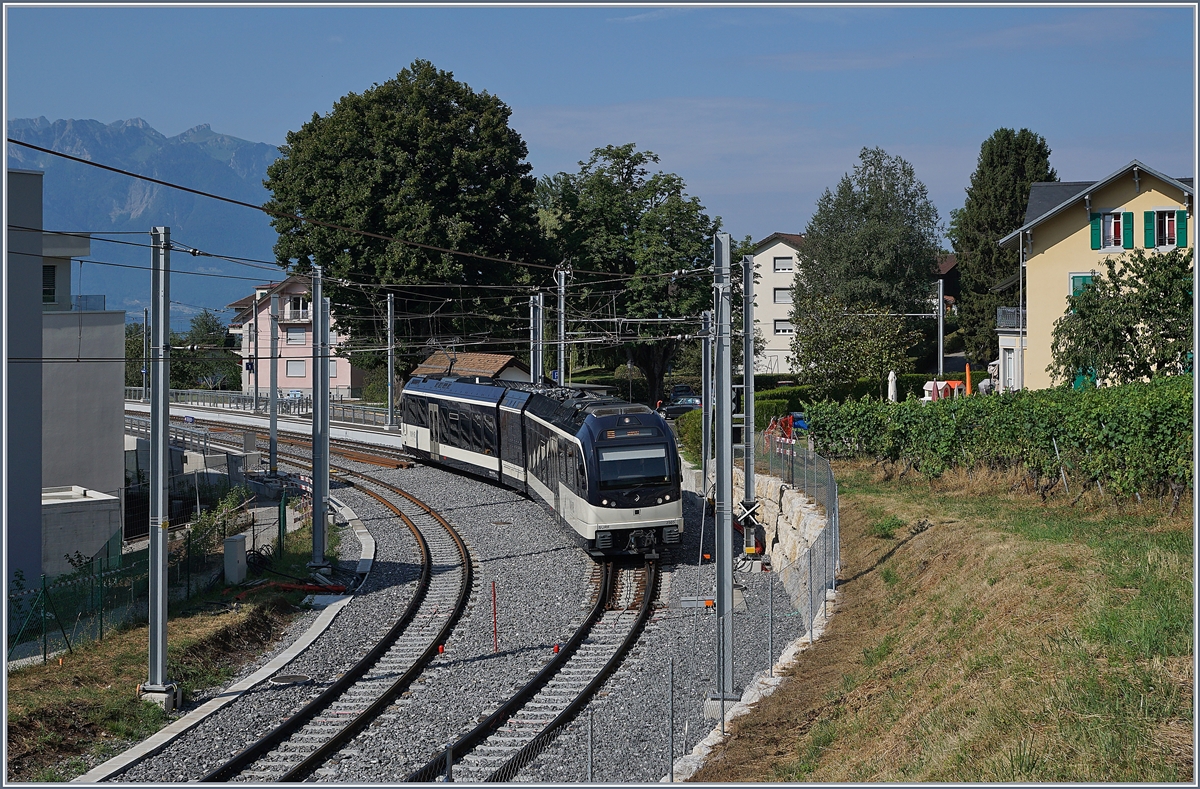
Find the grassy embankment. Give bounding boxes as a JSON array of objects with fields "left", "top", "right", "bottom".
[
  {"left": 691, "top": 461, "right": 1193, "bottom": 782},
  {"left": 5, "top": 520, "right": 340, "bottom": 782}
]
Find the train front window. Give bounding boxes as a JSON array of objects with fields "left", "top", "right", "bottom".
[{"left": 597, "top": 445, "right": 669, "bottom": 489}]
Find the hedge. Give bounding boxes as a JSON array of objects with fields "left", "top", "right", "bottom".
[{"left": 804, "top": 375, "right": 1192, "bottom": 499}]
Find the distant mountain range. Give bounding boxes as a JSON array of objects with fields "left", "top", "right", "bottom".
[{"left": 7, "top": 117, "right": 283, "bottom": 323}]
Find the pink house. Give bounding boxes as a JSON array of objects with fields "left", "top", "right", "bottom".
[{"left": 227, "top": 275, "right": 362, "bottom": 398}]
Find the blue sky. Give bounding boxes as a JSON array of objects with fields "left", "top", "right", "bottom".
[{"left": 5, "top": 4, "right": 1196, "bottom": 250}]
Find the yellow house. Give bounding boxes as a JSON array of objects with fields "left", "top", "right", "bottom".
[{"left": 997, "top": 161, "right": 1193, "bottom": 390}]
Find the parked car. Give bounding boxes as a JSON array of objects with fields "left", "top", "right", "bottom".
[
  {"left": 669, "top": 383, "right": 695, "bottom": 399},
  {"left": 657, "top": 395, "right": 702, "bottom": 420}
]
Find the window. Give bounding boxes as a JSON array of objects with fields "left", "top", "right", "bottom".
[
  {"left": 287, "top": 328, "right": 305, "bottom": 345},
  {"left": 1145, "top": 209, "right": 1188, "bottom": 248},
  {"left": 1069, "top": 273, "right": 1096, "bottom": 313},
  {"left": 42, "top": 265, "right": 56, "bottom": 304},
  {"left": 597, "top": 445, "right": 669, "bottom": 490},
  {"left": 1090, "top": 211, "right": 1133, "bottom": 250},
  {"left": 328, "top": 359, "right": 338, "bottom": 377},
  {"left": 773, "top": 256, "right": 794, "bottom": 272},
  {"left": 286, "top": 360, "right": 305, "bottom": 377},
  {"left": 774, "top": 320, "right": 795, "bottom": 335},
  {"left": 773, "top": 288, "right": 792, "bottom": 304}
]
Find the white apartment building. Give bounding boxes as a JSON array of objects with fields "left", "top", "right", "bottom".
[{"left": 750, "top": 232, "right": 804, "bottom": 375}]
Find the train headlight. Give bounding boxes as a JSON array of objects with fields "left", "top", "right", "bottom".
[
  {"left": 664, "top": 494, "right": 671, "bottom": 501},
  {"left": 610, "top": 500, "right": 617, "bottom": 507},
  {"left": 656, "top": 498, "right": 663, "bottom": 505},
  {"left": 602, "top": 499, "right": 608, "bottom": 506}
]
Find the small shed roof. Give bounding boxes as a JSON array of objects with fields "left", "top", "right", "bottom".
[{"left": 412, "top": 351, "right": 529, "bottom": 379}]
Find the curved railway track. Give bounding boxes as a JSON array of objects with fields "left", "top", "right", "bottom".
[
  {"left": 165, "top": 411, "right": 660, "bottom": 783},
  {"left": 196, "top": 464, "right": 472, "bottom": 782},
  {"left": 407, "top": 558, "right": 658, "bottom": 783}
]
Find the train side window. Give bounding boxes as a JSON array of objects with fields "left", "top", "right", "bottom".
[{"left": 483, "top": 413, "right": 497, "bottom": 453}]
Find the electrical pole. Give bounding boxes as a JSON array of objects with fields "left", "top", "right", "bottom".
[
  {"left": 141, "top": 307, "right": 149, "bottom": 402},
  {"left": 536, "top": 290, "right": 545, "bottom": 386},
  {"left": 386, "top": 292, "right": 395, "bottom": 428},
  {"left": 529, "top": 294, "right": 537, "bottom": 384},
  {"left": 937, "top": 277, "right": 945, "bottom": 378},
  {"left": 711, "top": 232, "right": 736, "bottom": 724},
  {"left": 701, "top": 310, "right": 712, "bottom": 486},
  {"left": 269, "top": 294, "right": 278, "bottom": 474},
  {"left": 145, "top": 226, "right": 174, "bottom": 702},
  {"left": 310, "top": 267, "right": 329, "bottom": 571},
  {"left": 741, "top": 254, "right": 757, "bottom": 555},
  {"left": 252, "top": 292, "right": 260, "bottom": 409},
  {"left": 556, "top": 269, "right": 566, "bottom": 386}
]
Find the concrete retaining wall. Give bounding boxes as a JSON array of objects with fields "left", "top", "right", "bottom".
[{"left": 680, "top": 457, "right": 829, "bottom": 614}]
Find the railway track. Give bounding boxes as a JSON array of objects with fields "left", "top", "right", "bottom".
[
  {"left": 167, "top": 413, "right": 660, "bottom": 783},
  {"left": 406, "top": 558, "right": 658, "bottom": 783},
  {"left": 197, "top": 468, "right": 471, "bottom": 782}
]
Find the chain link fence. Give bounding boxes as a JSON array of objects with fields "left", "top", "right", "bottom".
[{"left": 8, "top": 486, "right": 313, "bottom": 668}]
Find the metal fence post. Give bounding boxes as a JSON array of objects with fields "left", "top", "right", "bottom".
[
  {"left": 807, "top": 548, "right": 813, "bottom": 645},
  {"left": 41, "top": 574, "right": 47, "bottom": 663},
  {"left": 768, "top": 568, "right": 774, "bottom": 678},
  {"left": 186, "top": 531, "right": 192, "bottom": 600}
]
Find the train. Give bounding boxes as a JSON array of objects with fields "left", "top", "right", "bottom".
[{"left": 398, "top": 375, "right": 683, "bottom": 555}]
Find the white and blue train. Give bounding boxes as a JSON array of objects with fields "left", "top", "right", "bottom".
[{"left": 399, "top": 375, "right": 683, "bottom": 555}]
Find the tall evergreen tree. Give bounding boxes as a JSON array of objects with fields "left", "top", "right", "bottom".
[
  {"left": 948, "top": 128, "right": 1056, "bottom": 366},
  {"left": 798, "top": 147, "right": 942, "bottom": 316}
]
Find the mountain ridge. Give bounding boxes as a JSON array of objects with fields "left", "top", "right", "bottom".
[{"left": 7, "top": 117, "right": 283, "bottom": 321}]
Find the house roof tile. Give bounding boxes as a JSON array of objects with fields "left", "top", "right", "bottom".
[{"left": 411, "top": 351, "right": 530, "bottom": 378}]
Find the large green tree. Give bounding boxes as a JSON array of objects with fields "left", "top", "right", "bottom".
[
  {"left": 541, "top": 144, "right": 720, "bottom": 405},
  {"left": 1048, "top": 248, "right": 1192, "bottom": 386},
  {"left": 789, "top": 291, "right": 921, "bottom": 399},
  {"left": 264, "top": 60, "right": 543, "bottom": 356},
  {"left": 798, "top": 147, "right": 942, "bottom": 316},
  {"left": 948, "top": 128, "right": 1056, "bottom": 366}
]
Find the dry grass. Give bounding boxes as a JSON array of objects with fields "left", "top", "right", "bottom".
[
  {"left": 690, "top": 460, "right": 1193, "bottom": 783},
  {"left": 6, "top": 597, "right": 297, "bottom": 782}
]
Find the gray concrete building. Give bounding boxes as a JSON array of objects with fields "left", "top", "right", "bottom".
[
  {"left": 5, "top": 169, "right": 45, "bottom": 587},
  {"left": 5, "top": 169, "right": 127, "bottom": 583}
]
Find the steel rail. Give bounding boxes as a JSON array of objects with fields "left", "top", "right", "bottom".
[
  {"left": 484, "top": 559, "right": 659, "bottom": 782},
  {"left": 404, "top": 562, "right": 615, "bottom": 782},
  {"left": 274, "top": 473, "right": 472, "bottom": 782},
  {"left": 198, "top": 475, "right": 471, "bottom": 782}
]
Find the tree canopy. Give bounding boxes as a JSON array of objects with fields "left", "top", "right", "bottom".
[
  {"left": 788, "top": 291, "right": 921, "bottom": 399},
  {"left": 264, "top": 59, "right": 542, "bottom": 358},
  {"left": 948, "top": 128, "right": 1056, "bottom": 366},
  {"left": 539, "top": 144, "right": 720, "bottom": 404},
  {"left": 1048, "top": 248, "right": 1192, "bottom": 386},
  {"left": 170, "top": 310, "right": 241, "bottom": 390},
  {"left": 798, "top": 147, "right": 942, "bottom": 316}
]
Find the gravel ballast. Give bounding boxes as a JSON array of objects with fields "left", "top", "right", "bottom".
[{"left": 101, "top": 437, "right": 829, "bottom": 784}]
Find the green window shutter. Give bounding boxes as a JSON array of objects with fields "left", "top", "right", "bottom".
[
  {"left": 1122, "top": 212, "right": 1134, "bottom": 249},
  {"left": 1144, "top": 211, "right": 1156, "bottom": 248},
  {"left": 1090, "top": 213, "right": 1101, "bottom": 249},
  {"left": 1177, "top": 210, "right": 1188, "bottom": 248}
]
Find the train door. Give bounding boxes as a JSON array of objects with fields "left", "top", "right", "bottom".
[
  {"left": 429, "top": 402, "right": 440, "bottom": 457},
  {"left": 548, "top": 435, "right": 560, "bottom": 515}
]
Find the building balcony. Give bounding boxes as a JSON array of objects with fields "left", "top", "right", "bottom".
[
  {"left": 279, "top": 308, "right": 311, "bottom": 323},
  {"left": 72, "top": 294, "right": 106, "bottom": 311},
  {"left": 996, "top": 306, "right": 1025, "bottom": 330}
]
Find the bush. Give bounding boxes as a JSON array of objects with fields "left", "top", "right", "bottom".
[
  {"left": 805, "top": 375, "right": 1192, "bottom": 499},
  {"left": 675, "top": 408, "right": 703, "bottom": 462}
]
